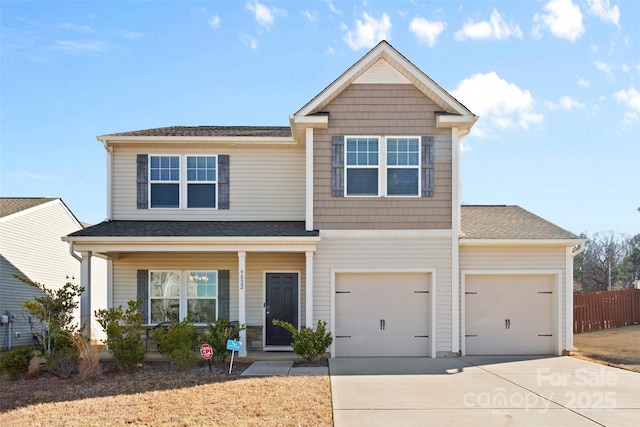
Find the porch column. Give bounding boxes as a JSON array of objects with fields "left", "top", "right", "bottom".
[
  {"left": 238, "top": 251, "right": 247, "bottom": 357},
  {"left": 80, "top": 251, "right": 92, "bottom": 341},
  {"left": 305, "top": 251, "right": 314, "bottom": 328}
]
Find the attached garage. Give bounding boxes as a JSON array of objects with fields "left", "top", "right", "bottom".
[
  {"left": 334, "top": 272, "right": 434, "bottom": 357},
  {"left": 463, "top": 274, "right": 558, "bottom": 355}
]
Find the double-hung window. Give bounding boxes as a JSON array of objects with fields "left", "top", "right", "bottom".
[
  {"left": 346, "top": 137, "right": 379, "bottom": 196},
  {"left": 386, "top": 137, "right": 420, "bottom": 196},
  {"left": 187, "top": 156, "right": 217, "bottom": 208},
  {"left": 150, "top": 156, "right": 180, "bottom": 208},
  {"left": 149, "top": 270, "right": 218, "bottom": 324},
  {"left": 344, "top": 136, "right": 421, "bottom": 197},
  {"left": 149, "top": 155, "right": 218, "bottom": 209}
]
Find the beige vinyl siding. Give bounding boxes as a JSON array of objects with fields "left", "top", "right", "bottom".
[
  {"left": 313, "top": 83, "right": 453, "bottom": 230},
  {"left": 111, "top": 146, "right": 305, "bottom": 221},
  {"left": 0, "top": 200, "right": 107, "bottom": 345},
  {"left": 111, "top": 252, "right": 306, "bottom": 328},
  {"left": 459, "top": 245, "right": 569, "bottom": 353},
  {"left": 314, "top": 233, "right": 453, "bottom": 353}
]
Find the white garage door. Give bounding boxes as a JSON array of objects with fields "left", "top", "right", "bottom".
[
  {"left": 335, "top": 273, "right": 431, "bottom": 357},
  {"left": 465, "top": 274, "right": 555, "bottom": 355}
]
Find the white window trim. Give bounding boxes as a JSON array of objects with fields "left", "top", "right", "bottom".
[
  {"left": 149, "top": 270, "right": 218, "bottom": 324},
  {"left": 344, "top": 136, "right": 421, "bottom": 198},
  {"left": 148, "top": 154, "right": 219, "bottom": 210}
]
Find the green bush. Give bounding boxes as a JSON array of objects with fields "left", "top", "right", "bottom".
[
  {"left": 0, "top": 346, "right": 34, "bottom": 380},
  {"left": 96, "top": 300, "right": 146, "bottom": 373},
  {"left": 272, "top": 320, "right": 333, "bottom": 363},
  {"left": 19, "top": 275, "right": 84, "bottom": 377},
  {"left": 204, "top": 319, "right": 246, "bottom": 365},
  {"left": 153, "top": 317, "right": 201, "bottom": 370}
]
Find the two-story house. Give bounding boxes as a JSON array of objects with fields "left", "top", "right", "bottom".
[{"left": 64, "top": 41, "right": 583, "bottom": 358}]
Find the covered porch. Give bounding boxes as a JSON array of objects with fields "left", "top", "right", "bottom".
[{"left": 63, "top": 221, "right": 320, "bottom": 357}]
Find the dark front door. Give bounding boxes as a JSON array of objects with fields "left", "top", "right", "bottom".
[{"left": 265, "top": 273, "right": 298, "bottom": 346}]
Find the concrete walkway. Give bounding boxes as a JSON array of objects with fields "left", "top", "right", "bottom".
[
  {"left": 329, "top": 356, "right": 640, "bottom": 427},
  {"left": 241, "top": 360, "right": 328, "bottom": 376}
]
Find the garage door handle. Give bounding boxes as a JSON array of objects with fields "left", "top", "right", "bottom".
[
  {"left": 505, "top": 318, "right": 511, "bottom": 329},
  {"left": 380, "top": 319, "right": 383, "bottom": 330},
  {"left": 383, "top": 319, "right": 385, "bottom": 330}
]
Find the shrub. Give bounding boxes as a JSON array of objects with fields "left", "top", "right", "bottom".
[
  {"left": 272, "top": 320, "right": 333, "bottom": 363},
  {"left": 96, "top": 300, "right": 146, "bottom": 373},
  {"left": 0, "top": 346, "right": 34, "bottom": 380},
  {"left": 71, "top": 333, "right": 101, "bottom": 379},
  {"left": 204, "top": 319, "right": 246, "bottom": 365},
  {"left": 19, "top": 276, "right": 84, "bottom": 358},
  {"left": 153, "top": 317, "right": 201, "bottom": 370}
]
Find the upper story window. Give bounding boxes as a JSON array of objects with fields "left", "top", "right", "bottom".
[
  {"left": 187, "top": 156, "right": 217, "bottom": 208},
  {"left": 148, "top": 155, "right": 217, "bottom": 209},
  {"left": 150, "top": 156, "right": 180, "bottom": 208},
  {"left": 343, "top": 136, "right": 421, "bottom": 197}
]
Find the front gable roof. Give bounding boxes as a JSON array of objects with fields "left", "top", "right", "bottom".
[{"left": 293, "top": 40, "right": 476, "bottom": 120}]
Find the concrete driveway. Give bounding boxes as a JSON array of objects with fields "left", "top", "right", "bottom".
[{"left": 329, "top": 356, "right": 640, "bottom": 426}]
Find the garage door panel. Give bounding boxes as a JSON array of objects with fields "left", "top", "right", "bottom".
[
  {"left": 336, "top": 273, "right": 431, "bottom": 357},
  {"left": 465, "top": 274, "right": 555, "bottom": 356}
]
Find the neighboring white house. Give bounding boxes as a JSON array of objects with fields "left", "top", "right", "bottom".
[
  {"left": 64, "top": 41, "right": 584, "bottom": 358},
  {"left": 0, "top": 198, "right": 107, "bottom": 349}
]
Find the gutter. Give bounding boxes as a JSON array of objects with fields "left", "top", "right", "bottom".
[{"left": 571, "top": 241, "right": 586, "bottom": 257}]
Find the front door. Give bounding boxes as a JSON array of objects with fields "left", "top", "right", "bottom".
[{"left": 265, "top": 273, "right": 298, "bottom": 346}]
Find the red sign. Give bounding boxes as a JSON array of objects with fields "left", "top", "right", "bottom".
[{"left": 200, "top": 343, "right": 213, "bottom": 360}]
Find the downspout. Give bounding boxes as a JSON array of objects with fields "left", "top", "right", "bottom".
[
  {"left": 68, "top": 241, "right": 82, "bottom": 262},
  {"left": 565, "top": 241, "right": 586, "bottom": 353}
]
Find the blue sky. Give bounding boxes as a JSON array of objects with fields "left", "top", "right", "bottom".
[{"left": 1, "top": 0, "right": 638, "bottom": 237}]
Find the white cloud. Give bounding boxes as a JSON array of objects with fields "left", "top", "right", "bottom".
[
  {"left": 587, "top": 0, "right": 620, "bottom": 26},
  {"left": 614, "top": 87, "right": 640, "bottom": 113},
  {"left": 245, "top": 1, "right": 285, "bottom": 29},
  {"left": 343, "top": 12, "right": 391, "bottom": 50},
  {"left": 208, "top": 15, "right": 221, "bottom": 29},
  {"left": 303, "top": 10, "right": 317, "bottom": 23},
  {"left": 325, "top": 45, "right": 336, "bottom": 55},
  {"left": 328, "top": 1, "right": 342, "bottom": 16},
  {"left": 594, "top": 60, "right": 614, "bottom": 79},
  {"left": 241, "top": 34, "right": 259, "bottom": 50},
  {"left": 577, "top": 78, "right": 590, "bottom": 87},
  {"left": 454, "top": 9, "right": 523, "bottom": 41},
  {"left": 51, "top": 40, "right": 113, "bottom": 53},
  {"left": 545, "top": 95, "right": 585, "bottom": 110},
  {"left": 55, "top": 23, "right": 93, "bottom": 33},
  {"left": 621, "top": 64, "right": 630, "bottom": 73},
  {"left": 533, "top": 0, "right": 584, "bottom": 41},
  {"left": 409, "top": 17, "right": 446, "bottom": 47},
  {"left": 621, "top": 111, "right": 639, "bottom": 125},
  {"left": 450, "top": 71, "right": 543, "bottom": 138}
]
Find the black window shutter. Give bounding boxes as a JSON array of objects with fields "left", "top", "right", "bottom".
[
  {"left": 218, "top": 155, "right": 230, "bottom": 209},
  {"left": 136, "top": 270, "right": 149, "bottom": 324},
  {"left": 421, "top": 136, "right": 434, "bottom": 198},
  {"left": 218, "top": 270, "right": 230, "bottom": 320},
  {"left": 137, "top": 154, "right": 149, "bottom": 209},
  {"left": 331, "top": 136, "right": 344, "bottom": 197}
]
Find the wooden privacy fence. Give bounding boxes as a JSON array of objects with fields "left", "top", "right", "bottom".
[{"left": 574, "top": 288, "right": 640, "bottom": 333}]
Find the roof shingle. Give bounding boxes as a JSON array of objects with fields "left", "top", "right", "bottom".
[
  {"left": 68, "top": 221, "right": 318, "bottom": 238},
  {"left": 460, "top": 205, "right": 579, "bottom": 240},
  {"left": 101, "top": 126, "right": 292, "bottom": 138},
  {"left": 0, "top": 198, "right": 57, "bottom": 219}
]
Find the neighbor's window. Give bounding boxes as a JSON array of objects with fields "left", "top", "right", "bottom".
[
  {"left": 149, "top": 270, "right": 217, "bottom": 324},
  {"left": 346, "top": 137, "right": 379, "bottom": 196},
  {"left": 186, "top": 156, "right": 217, "bottom": 208},
  {"left": 150, "top": 156, "right": 180, "bottom": 208},
  {"left": 149, "top": 271, "right": 181, "bottom": 323},
  {"left": 386, "top": 137, "right": 420, "bottom": 196}
]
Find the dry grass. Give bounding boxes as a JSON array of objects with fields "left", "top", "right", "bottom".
[
  {"left": 572, "top": 324, "right": 640, "bottom": 372},
  {"left": 0, "top": 362, "right": 333, "bottom": 426}
]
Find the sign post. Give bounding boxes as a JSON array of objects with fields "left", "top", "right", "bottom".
[
  {"left": 200, "top": 343, "right": 213, "bottom": 372},
  {"left": 226, "top": 339, "right": 243, "bottom": 374}
]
